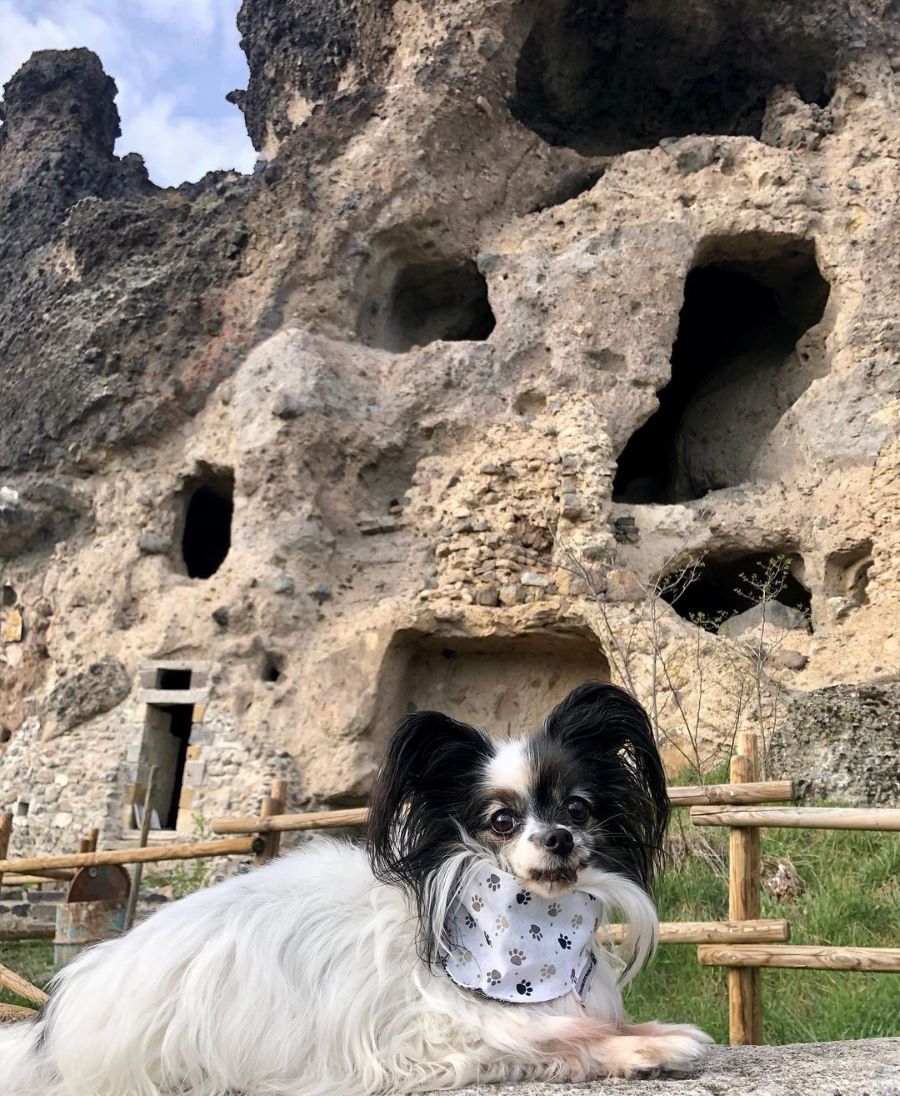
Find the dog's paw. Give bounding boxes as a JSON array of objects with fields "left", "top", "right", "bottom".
[{"left": 598, "top": 1032, "right": 711, "bottom": 1079}]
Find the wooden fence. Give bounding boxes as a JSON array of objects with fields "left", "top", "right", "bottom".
[{"left": 1, "top": 737, "right": 897, "bottom": 1043}]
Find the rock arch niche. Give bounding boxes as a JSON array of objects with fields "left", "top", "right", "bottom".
[
  {"left": 613, "top": 235, "right": 830, "bottom": 503},
  {"left": 372, "top": 631, "right": 610, "bottom": 744},
  {"left": 357, "top": 232, "right": 495, "bottom": 353},
  {"left": 510, "top": 0, "right": 836, "bottom": 155}
]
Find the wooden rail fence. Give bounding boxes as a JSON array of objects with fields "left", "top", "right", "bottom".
[
  {"left": 691, "top": 731, "right": 900, "bottom": 1045},
  {"left": 1, "top": 747, "right": 896, "bottom": 1045}
]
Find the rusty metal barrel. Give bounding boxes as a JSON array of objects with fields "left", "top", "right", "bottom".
[{"left": 53, "top": 864, "right": 130, "bottom": 970}]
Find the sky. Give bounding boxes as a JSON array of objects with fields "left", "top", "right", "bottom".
[{"left": 0, "top": 0, "right": 257, "bottom": 186}]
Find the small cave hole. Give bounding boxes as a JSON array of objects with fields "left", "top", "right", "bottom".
[
  {"left": 825, "top": 543, "right": 873, "bottom": 605},
  {"left": 261, "top": 650, "right": 284, "bottom": 683},
  {"left": 2, "top": 583, "right": 16, "bottom": 607},
  {"left": 359, "top": 253, "right": 495, "bottom": 353},
  {"left": 511, "top": 0, "right": 834, "bottom": 155},
  {"left": 613, "top": 236, "right": 829, "bottom": 503},
  {"left": 181, "top": 469, "right": 235, "bottom": 579},
  {"left": 661, "top": 551, "right": 811, "bottom": 634}
]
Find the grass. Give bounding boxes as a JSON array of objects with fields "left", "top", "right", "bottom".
[
  {"left": 0, "top": 938, "right": 53, "bottom": 1009},
  {"left": 624, "top": 821, "right": 900, "bottom": 1043}
]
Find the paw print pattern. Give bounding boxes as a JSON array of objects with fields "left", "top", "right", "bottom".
[
  {"left": 516, "top": 981, "right": 533, "bottom": 996},
  {"left": 494, "top": 915, "right": 509, "bottom": 933},
  {"left": 571, "top": 913, "right": 583, "bottom": 928},
  {"left": 508, "top": 948, "right": 527, "bottom": 966},
  {"left": 463, "top": 913, "right": 476, "bottom": 929},
  {"left": 529, "top": 924, "right": 543, "bottom": 940},
  {"left": 454, "top": 947, "right": 473, "bottom": 964},
  {"left": 558, "top": 934, "right": 572, "bottom": 950},
  {"left": 487, "top": 873, "right": 501, "bottom": 891},
  {"left": 516, "top": 891, "right": 531, "bottom": 905},
  {"left": 547, "top": 902, "right": 561, "bottom": 917},
  {"left": 486, "top": 970, "right": 502, "bottom": 987},
  {"left": 540, "top": 963, "right": 556, "bottom": 979},
  {"left": 471, "top": 894, "right": 483, "bottom": 911}
]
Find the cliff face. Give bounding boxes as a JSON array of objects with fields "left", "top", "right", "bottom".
[{"left": 0, "top": 0, "right": 898, "bottom": 850}]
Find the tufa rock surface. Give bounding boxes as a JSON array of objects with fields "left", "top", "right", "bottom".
[
  {"left": 0, "top": 0, "right": 899, "bottom": 852},
  {"left": 443, "top": 1038, "right": 900, "bottom": 1095},
  {"left": 770, "top": 682, "right": 900, "bottom": 805}
]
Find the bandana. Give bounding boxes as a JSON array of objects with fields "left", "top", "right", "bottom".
[{"left": 442, "top": 864, "right": 599, "bottom": 1004}]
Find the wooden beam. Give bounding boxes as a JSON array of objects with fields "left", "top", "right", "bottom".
[
  {"left": 0, "top": 836, "right": 257, "bottom": 875},
  {"left": 0, "top": 811, "right": 11, "bottom": 893},
  {"left": 727, "top": 734, "right": 763, "bottom": 1046},
  {"left": 212, "top": 782, "right": 797, "bottom": 837},
  {"left": 668, "top": 781, "right": 794, "bottom": 807},
  {"left": 699, "top": 945, "right": 900, "bottom": 973},
  {"left": 692, "top": 806, "right": 900, "bottom": 831},
  {"left": 212, "top": 807, "right": 368, "bottom": 836},
  {"left": 603, "top": 919, "right": 789, "bottom": 946},
  {"left": 0, "top": 962, "right": 48, "bottom": 1008},
  {"left": 0, "top": 927, "right": 55, "bottom": 942},
  {"left": 2, "top": 869, "right": 74, "bottom": 883}
]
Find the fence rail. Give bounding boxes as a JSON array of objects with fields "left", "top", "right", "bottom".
[
  {"left": 605, "top": 919, "right": 789, "bottom": 946},
  {"left": 0, "top": 836, "right": 259, "bottom": 875},
  {"left": 209, "top": 781, "right": 797, "bottom": 838},
  {"left": 698, "top": 945, "right": 900, "bottom": 973},
  {"left": 691, "top": 805, "right": 900, "bottom": 831}
]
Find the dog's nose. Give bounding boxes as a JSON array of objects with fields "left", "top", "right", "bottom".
[{"left": 540, "top": 827, "right": 574, "bottom": 857}]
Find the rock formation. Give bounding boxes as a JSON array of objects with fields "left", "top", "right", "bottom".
[{"left": 0, "top": 0, "right": 898, "bottom": 852}]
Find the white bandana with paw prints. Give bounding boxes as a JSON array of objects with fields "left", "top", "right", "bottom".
[{"left": 442, "top": 864, "right": 599, "bottom": 1004}]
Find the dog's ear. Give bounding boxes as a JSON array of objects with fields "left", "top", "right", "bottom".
[
  {"left": 544, "top": 682, "right": 669, "bottom": 891},
  {"left": 366, "top": 710, "right": 491, "bottom": 878}
]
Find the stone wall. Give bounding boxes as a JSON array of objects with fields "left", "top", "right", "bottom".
[{"left": 1, "top": 0, "right": 899, "bottom": 853}]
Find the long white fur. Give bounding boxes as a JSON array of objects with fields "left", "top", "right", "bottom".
[{"left": 0, "top": 837, "right": 702, "bottom": 1096}]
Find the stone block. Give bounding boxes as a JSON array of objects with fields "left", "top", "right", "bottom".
[
  {"left": 182, "top": 760, "right": 206, "bottom": 787},
  {"left": 604, "top": 569, "right": 645, "bottom": 601}
]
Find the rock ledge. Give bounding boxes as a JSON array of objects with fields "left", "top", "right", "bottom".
[{"left": 444, "top": 1039, "right": 900, "bottom": 1095}]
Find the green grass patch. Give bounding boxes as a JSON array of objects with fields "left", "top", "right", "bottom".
[
  {"left": 625, "top": 823, "right": 900, "bottom": 1043},
  {"left": 0, "top": 938, "right": 54, "bottom": 1009}
]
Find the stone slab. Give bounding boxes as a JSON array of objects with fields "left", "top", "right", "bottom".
[{"left": 443, "top": 1039, "right": 900, "bottom": 1096}]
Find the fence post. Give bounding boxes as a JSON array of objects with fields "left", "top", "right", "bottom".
[
  {"left": 124, "top": 766, "right": 158, "bottom": 932},
  {"left": 254, "top": 779, "right": 287, "bottom": 866},
  {"left": 728, "top": 732, "right": 763, "bottom": 1044},
  {"left": 0, "top": 811, "right": 12, "bottom": 892}
]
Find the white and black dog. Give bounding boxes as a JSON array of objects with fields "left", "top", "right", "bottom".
[{"left": 0, "top": 682, "right": 711, "bottom": 1094}]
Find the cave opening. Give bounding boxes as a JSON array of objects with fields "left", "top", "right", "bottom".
[
  {"left": 261, "top": 649, "right": 284, "bottom": 683},
  {"left": 138, "top": 703, "right": 194, "bottom": 831},
  {"left": 359, "top": 253, "right": 495, "bottom": 353},
  {"left": 181, "top": 470, "right": 234, "bottom": 579},
  {"left": 661, "top": 551, "right": 811, "bottom": 633},
  {"left": 613, "top": 237, "right": 829, "bottom": 503},
  {"left": 511, "top": 0, "right": 834, "bottom": 156},
  {"left": 825, "top": 542, "right": 873, "bottom": 605}
]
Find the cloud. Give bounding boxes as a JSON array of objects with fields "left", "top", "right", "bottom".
[
  {"left": 0, "top": 0, "right": 254, "bottom": 186},
  {"left": 121, "top": 91, "right": 256, "bottom": 184}
]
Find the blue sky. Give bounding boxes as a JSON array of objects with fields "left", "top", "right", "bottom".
[{"left": 0, "top": 1, "right": 257, "bottom": 186}]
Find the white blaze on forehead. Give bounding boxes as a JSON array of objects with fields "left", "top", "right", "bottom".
[{"left": 486, "top": 737, "right": 530, "bottom": 795}]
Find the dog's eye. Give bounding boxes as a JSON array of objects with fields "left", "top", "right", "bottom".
[
  {"left": 490, "top": 809, "right": 518, "bottom": 835},
  {"left": 565, "top": 797, "right": 590, "bottom": 823}
]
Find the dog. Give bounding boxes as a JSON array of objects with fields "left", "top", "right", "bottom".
[{"left": 0, "top": 682, "right": 711, "bottom": 1094}]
